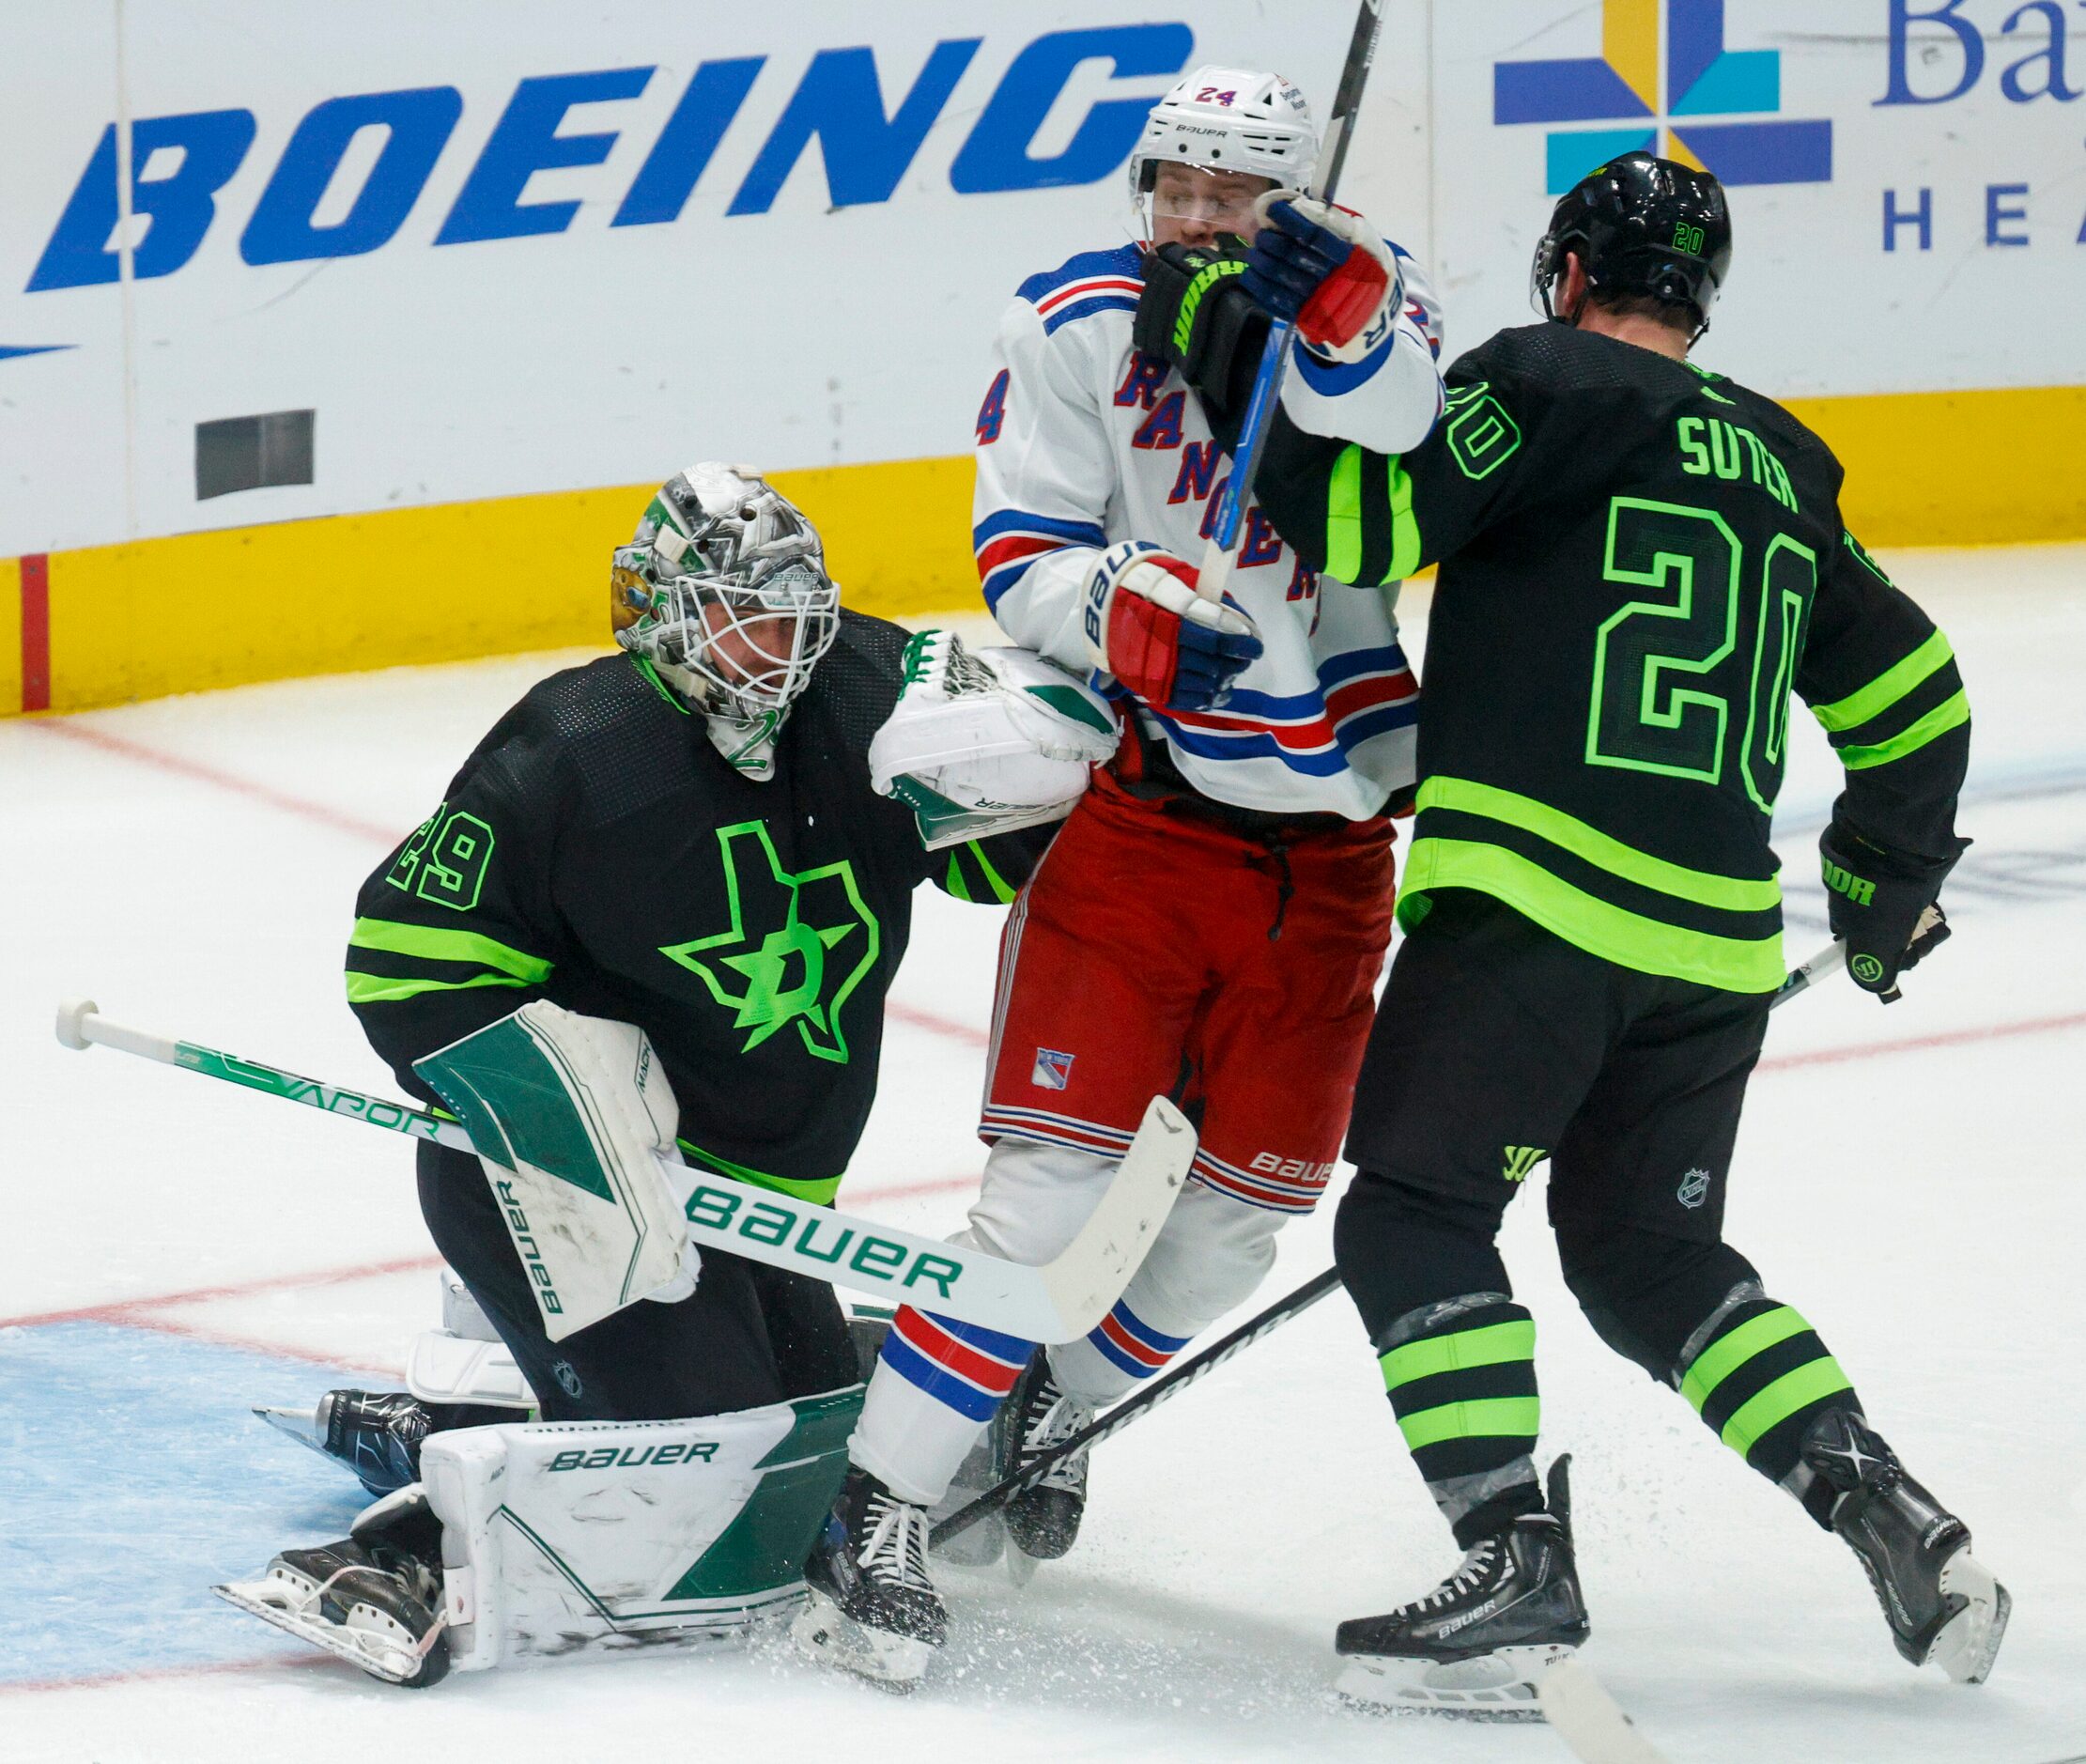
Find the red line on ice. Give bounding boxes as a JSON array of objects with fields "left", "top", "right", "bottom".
[
  {"left": 0, "top": 1649, "right": 344, "bottom": 1697},
  {"left": 885, "top": 1000, "right": 989, "bottom": 1046},
  {"left": 23, "top": 719, "right": 402, "bottom": 844},
  {"left": 0, "top": 1178, "right": 981, "bottom": 1337},
  {"left": 1757, "top": 1008, "right": 2086, "bottom": 1074},
  {"left": 0, "top": 1252, "right": 443, "bottom": 1331}
]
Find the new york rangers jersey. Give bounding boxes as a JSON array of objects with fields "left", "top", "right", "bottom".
[{"left": 973, "top": 239, "right": 1446, "bottom": 820}]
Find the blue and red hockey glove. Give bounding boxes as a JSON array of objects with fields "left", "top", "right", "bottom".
[
  {"left": 1244, "top": 193, "right": 1405, "bottom": 363},
  {"left": 1083, "top": 541, "right": 1262, "bottom": 712}
]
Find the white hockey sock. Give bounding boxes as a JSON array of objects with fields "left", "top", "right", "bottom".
[{"left": 848, "top": 1304, "right": 1031, "bottom": 1506}]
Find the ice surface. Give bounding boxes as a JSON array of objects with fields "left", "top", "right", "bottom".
[{"left": 1, "top": 549, "right": 2080, "bottom": 1762}]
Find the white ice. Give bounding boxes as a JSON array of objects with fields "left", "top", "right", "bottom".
[{"left": 1, "top": 548, "right": 2081, "bottom": 1764}]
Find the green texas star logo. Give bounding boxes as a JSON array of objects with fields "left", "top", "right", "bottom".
[{"left": 659, "top": 821, "right": 880, "bottom": 1064}]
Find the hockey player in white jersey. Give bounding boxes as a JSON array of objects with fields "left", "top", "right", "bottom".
[{"left": 798, "top": 67, "right": 1448, "bottom": 1686}]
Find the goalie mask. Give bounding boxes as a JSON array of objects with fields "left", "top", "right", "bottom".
[{"left": 612, "top": 465, "right": 841, "bottom": 735}]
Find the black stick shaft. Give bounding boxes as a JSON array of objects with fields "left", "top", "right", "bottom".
[
  {"left": 930, "top": 1266, "right": 1344, "bottom": 1548},
  {"left": 1314, "top": 0, "right": 1384, "bottom": 202}
]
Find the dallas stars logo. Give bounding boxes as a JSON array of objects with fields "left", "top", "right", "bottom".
[{"left": 659, "top": 821, "right": 879, "bottom": 1065}]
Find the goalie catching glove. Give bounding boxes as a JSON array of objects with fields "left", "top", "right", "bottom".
[
  {"left": 412, "top": 1003, "right": 700, "bottom": 1340},
  {"left": 1082, "top": 540, "right": 1262, "bottom": 712},
  {"left": 869, "top": 631, "right": 1120, "bottom": 849}
]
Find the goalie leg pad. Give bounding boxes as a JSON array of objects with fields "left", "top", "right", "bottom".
[{"left": 425, "top": 1393, "right": 860, "bottom": 1672}]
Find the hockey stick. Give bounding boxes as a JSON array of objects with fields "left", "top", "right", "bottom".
[
  {"left": 1196, "top": 0, "right": 1383, "bottom": 607},
  {"left": 53, "top": 999, "right": 1195, "bottom": 1344},
  {"left": 930, "top": 936, "right": 1849, "bottom": 1546},
  {"left": 932, "top": 1262, "right": 1345, "bottom": 1549},
  {"left": 1537, "top": 1660, "right": 1671, "bottom": 1764}
]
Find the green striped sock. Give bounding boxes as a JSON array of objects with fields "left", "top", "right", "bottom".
[
  {"left": 1377, "top": 1297, "right": 1541, "bottom": 1541},
  {"left": 1678, "top": 1299, "right": 1856, "bottom": 1480}
]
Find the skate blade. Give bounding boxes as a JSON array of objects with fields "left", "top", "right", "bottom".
[
  {"left": 253, "top": 1405, "right": 328, "bottom": 1456},
  {"left": 790, "top": 1589, "right": 935, "bottom": 1692},
  {"left": 1336, "top": 1643, "right": 1578, "bottom": 1722},
  {"left": 1931, "top": 1552, "right": 2011, "bottom": 1685},
  {"left": 213, "top": 1576, "right": 425, "bottom": 1686}
]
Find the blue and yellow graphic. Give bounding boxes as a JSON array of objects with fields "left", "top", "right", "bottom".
[{"left": 1495, "top": 0, "right": 1831, "bottom": 193}]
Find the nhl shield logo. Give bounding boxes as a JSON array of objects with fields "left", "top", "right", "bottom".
[
  {"left": 1031, "top": 1047, "right": 1075, "bottom": 1091},
  {"left": 1677, "top": 1168, "right": 1711, "bottom": 1210}
]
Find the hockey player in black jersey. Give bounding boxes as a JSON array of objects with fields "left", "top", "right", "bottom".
[
  {"left": 1146, "top": 153, "right": 2008, "bottom": 1712},
  {"left": 222, "top": 464, "right": 1120, "bottom": 1684}
]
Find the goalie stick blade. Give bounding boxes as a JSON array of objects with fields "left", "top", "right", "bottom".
[
  {"left": 1037, "top": 1094, "right": 1194, "bottom": 1337},
  {"left": 1537, "top": 1660, "right": 1671, "bottom": 1764}
]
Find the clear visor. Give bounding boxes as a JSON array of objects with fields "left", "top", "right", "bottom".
[{"left": 1137, "top": 163, "right": 1276, "bottom": 242}]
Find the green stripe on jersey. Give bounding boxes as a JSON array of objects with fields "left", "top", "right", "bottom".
[
  {"left": 966, "top": 841, "right": 1016, "bottom": 905},
  {"left": 678, "top": 1138, "right": 842, "bottom": 1208},
  {"left": 1417, "top": 777, "right": 1781, "bottom": 912},
  {"left": 1837, "top": 689, "right": 1970, "bottom": 770},
  {"left": 1399, "top": 837, "right": 1785, "bottom": 993},
  {"left": 1327, "top": 444, "right": 1365, "bottom": 582},
  {"left": 1810, "top": 630, "right": 1954, "bottom": 733},
  {"left": 348, "top": 918, "right": 553, "bottom": 983},
  {"left": 346, "top": 969, "right": 535, "bottom": 1005}
]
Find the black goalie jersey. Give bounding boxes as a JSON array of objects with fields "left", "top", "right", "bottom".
[
  {"left": 1251, "top": 322, "right": 1970, "bottom": 994},
  {"left": 346, "top": 611, "right": 1042, "bottom": 1203}
]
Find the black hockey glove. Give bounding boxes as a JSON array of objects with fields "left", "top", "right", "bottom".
[
  {"left": 1132, "top": 240, "right": 1268, "bottom": 414},
  {"left": 1818, "top": 821, "right": 1961, "bottom": 1002}
]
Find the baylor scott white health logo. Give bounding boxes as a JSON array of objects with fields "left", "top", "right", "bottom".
[{"left": 1493, "top": 0, "right": 1832, "bottom": 193}]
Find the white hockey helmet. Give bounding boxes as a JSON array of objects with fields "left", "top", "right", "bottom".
[
  {"left": 1127, "top": 66, "right": 1318, "bottom": 224},
  {"left": 610, "top": 464, "right": 840, "bottom": 724}
]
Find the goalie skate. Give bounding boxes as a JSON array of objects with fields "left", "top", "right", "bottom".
[
  {"left": 213, "top": 1489, "right": 448, "bottom": 1688},
  {"left": 1336, "top": 1457, "right": 1588, "bottom": 1721}
]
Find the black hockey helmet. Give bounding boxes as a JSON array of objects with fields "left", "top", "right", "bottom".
[{"left": 1530, "top": 150, "right": 1733, "bottom": 338}]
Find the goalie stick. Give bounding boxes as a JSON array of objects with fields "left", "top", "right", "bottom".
[
  {"left": 1196, "top": 0, "right": 1383, "bottom": 605},
  {"left": 53, "top": 998, "right": 1194, "bottom": 1345},
  {"left": 931, "top": 939, "right": 1848, "bottom": 1546}
]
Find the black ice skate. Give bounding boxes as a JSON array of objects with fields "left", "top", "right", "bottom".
[
  {"left": 795, "top": 1466, "right": 947, "bottom": 1689},
  {"left": 993, "top": 1351, "right": 1094, "bottom": 1564},
  {"left": 1800, "top": 1410, "right": 2010, "bottom": 1683},
  {"left": 213, "top": 1486, "right": 449, "bottom": 1688},
  {"left": 1336, "top": 1456, "right": 1589, "bottom": 1720},
  {"left": 256, "top": 1389, "right": 430, "bottom": 1495}
]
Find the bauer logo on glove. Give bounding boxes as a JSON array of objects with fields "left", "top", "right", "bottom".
[
  {"left": 1083, "top": 540, "right": 1263, "bottom": 713},
  {"left": 869, "top": 631, "right": 1120, "bottom": 849}
]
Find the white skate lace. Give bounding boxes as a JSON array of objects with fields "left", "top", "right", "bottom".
[
  {"left": 1414, "top": 1538, "right": 1502, "bottom": 1612},
  {"left": 858, "top": 1492, "right": 935, "bottom": 1595},
  {"left": 1021, "top": 1376, "right": 1094, "bottom": 1493}
]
